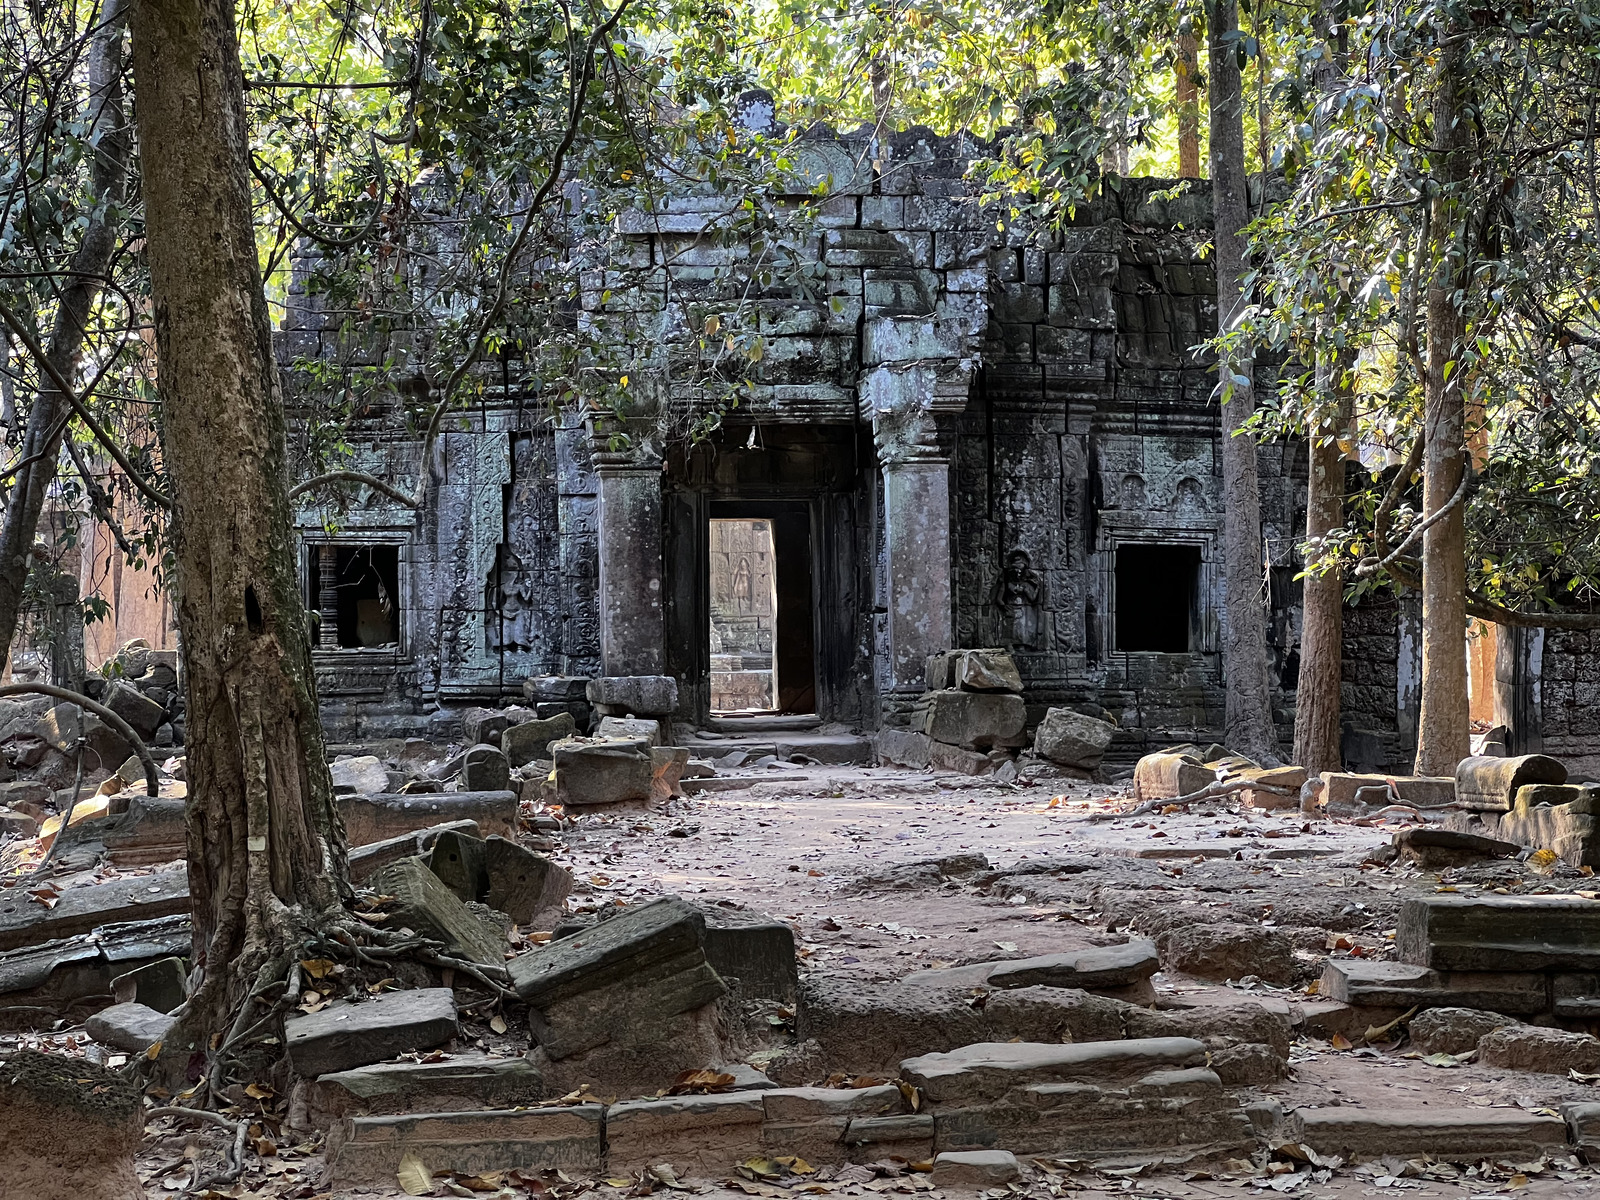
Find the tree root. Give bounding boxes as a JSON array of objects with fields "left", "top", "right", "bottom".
[
  {"left": 145, "top": 1105, "right": 247, "bottom": 1187},
  {"left": 1081, "top": 778, "right": 1291, "bottom": 823}
]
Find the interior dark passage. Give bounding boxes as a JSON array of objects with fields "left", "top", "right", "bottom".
[
  {"left": 708, "top": 509, "right": 815, "bottom": 714},
  {"left": 1115, "top": 543, "right": 1199, "bottom": 652},
  {"left": 307, "top": 544, "right": 401, "bottom": 648}
]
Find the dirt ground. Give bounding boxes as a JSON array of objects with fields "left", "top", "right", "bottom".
[{"left": 17, "top": 760, "right": 1600, "bottom": 1198}]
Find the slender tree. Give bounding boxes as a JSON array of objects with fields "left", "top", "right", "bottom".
[
  {"left": 127, "top": 0, "right": 347, "bottom": 1062},
  {"left": 1209, "top": 0, "right": 1280, "bottom": 763},
  {"left": 1413, "top": 22, "right": 1471, "bottom": 774}
]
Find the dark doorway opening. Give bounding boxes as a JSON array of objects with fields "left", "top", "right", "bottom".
[
  {"left": 708, "top": 507, "right": 816, "bottom": 714},
  {"left": 307, "top": 544, "right": 401, "bottom": 648},
  {"left": 1115, "top": 543, "right": 1199, "bottom": 652}
]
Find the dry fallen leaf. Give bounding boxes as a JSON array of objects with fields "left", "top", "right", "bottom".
[
  {"left": 1329, "top": 1033, "right": 1353, "bottom": 1050},
  {"left": 489, "top": 1014, "right": 509, "bottom": 1035},
  {"left": 398, "top": 1150, "right": 434, "bottom": 1195}
]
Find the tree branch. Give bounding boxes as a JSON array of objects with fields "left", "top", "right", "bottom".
[
  {"left": 0, "top": 682, "right": 158, "bottom": 794},
  {"left": 288, "top": 470, "right": 418, "bottom": 508},
  {"left": 0, "top": 297, "right": 170, "bottom": 509}
]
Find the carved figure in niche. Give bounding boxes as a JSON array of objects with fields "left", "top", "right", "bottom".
[
  {"left": 1174, "top": 477, "right": 1205, "bottom": 514},
  {"left": 491, "top": 552, "right": 540, "bottom": 652},
  {"left": 732, "top": 556, "right": 755, "bottom": 614},
  {"left": 1120, "top": 473, "right": 1147, "bottom": 510},
  {"left": 992, "top": 549, "right": 1048, "bottom": 651}
]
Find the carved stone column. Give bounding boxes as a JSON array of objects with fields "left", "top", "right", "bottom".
[
  {"left": 881, "top": 437, "right": 953, "bottom": 693},
  {"left": 317, "top": 543, "right": 339, "bottom": 649},
  {"left": 592, "top": 434, "right": 665, "bottom": 676}
]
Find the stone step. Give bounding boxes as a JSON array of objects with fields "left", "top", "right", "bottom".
[
  {"left": 682, "top": 774, "right": 812, "bottom": 794},
  {"left": 899, "top": 1037, "right": 1208, "bottom": 1102},
  {"left": 327, "top": 1105, "right": 604, "bottom": 1184},
  {"left": 307, "top": 1052, "right": 545, "bottom": 1125},
  {"left": 684, "top": 732, "right": 872, "bottom": 765},
  {"left": 901, "top": 940, "right": 1158, "bottom": 994},
  {"left": 0, "top": 869, "right": 189, "bottom": 953},
  {"left": 1398, "top": 894, "right": 1600, "bottom": 971},
  {"left": 1319, "top": 959, "right": 1550, "bottom": 1014},
  {"left": 284, "top": 987, "right": 459, "bottom": 1077},
  {"left": 1293, "top": 1106, "right": 1567, "bottom": 1162}
]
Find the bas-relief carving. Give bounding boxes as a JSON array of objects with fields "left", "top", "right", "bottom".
[
  {"left": 429, "top": 429, "right": 512, "bottom": 694},
  {"left": 989, "top": 548, "right": 1047, "bottom": 651}
]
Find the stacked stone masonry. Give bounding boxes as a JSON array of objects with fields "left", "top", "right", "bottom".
[{"left": 278, "top": 126, "right": 1581, "bottom": 762}]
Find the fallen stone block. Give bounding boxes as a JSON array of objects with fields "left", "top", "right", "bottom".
[
  {"left": 902, "top": 941, "right": 1157, "bottom": 995},
  {"left": 699, "top": 907, "right": 798, "bottom": 1003},
  {"left": 307, "top": 1052, "right": 545, "bottom": 1124},
  {"left": 347, "top": 819, "right": 481, "bottom": 883},
  {"left": 55, "top": 795, "right": 187, "bottom": 867},
  {"left": 1293, "top": 1106, "right": 1566, "bottom": 1162},
  {"left": 553, "top": 737, "right": 653, "bottom": 805},
  {"left": 1393, "top": 827, "right": 1520, "bottom": 869},
  {"left": 1455, "top": 754, "right": 1566, "bottom": 813},
  {"left": 876, "top": 727, "right": 932, "bottom": 769},
  {"left": 1133, "top": 750, "right": 1214, "bottom": 801},
  {"left": 101, "top": 680, "right": 164, "bottom": 741},
  {"left": 1478, "top": 1023, "right": 1600, "bottom": 1073},
  {"left": 597, "top": 716, "right": 663, "bottom": 745},
  {"left": 1553, "top": 972, "right": 1600, "bottom": 1019},
  {"left": 484, "top": 836, "right": 572, "bottom": 926},
  {"left": 1238, "top": 765, "right": 1310, "bottom": 810},
  {"left": 426, "top": 828, "right": 488, "bottom": 903},
  {"left": 932, "top": 1150, "right": 1020, "bottom": 1185},
  {"left": 327, "top": 1104, "right": 603, "bottom": 1184},
  {"left": 1408, "top": 1007, "right": 1514, "bottom": 1056},
  {"left": 1158, "top": 923, "right": 1298, "bottom": 985},
  {"left": 925, "top": 649, "right": 1023, "bottom": 694},
  {"left": 341, "top": 791, "right": 515, "bottom": 847},
  {"left": 1397, "top": 894, "right": 1600, "bottom": 971},
  {"left": 524, "top": 676, "right": 590, "bottom": 703},
  {"left": 929, "top": 740, "right": 993, "bottom": 775},
  {"left": 1495, "top": 800, "right": 1600, "bottom": 870},
  {"left": 503, "top": 713, "right": 579, "bottom": 767},
  {"left": 368, "top": 858, "right": 507, "bottom": 965},
  {"left": 461, "top": 706, "right": 535, "bottom": 748},
  {"left": 0, "top": 869, "right": 189, "bottom": 953},
  {"left": 1318, "top": 960, "right": 1549, "bottom": 1014},
  {"left": 0, "top": 914, "right": 190, "bottom": 1024},
  {"left": 1122, "top": 998, "right": 1293, "bottom": 1058},
  {"left": 0, "top": 807, "right": 37, "bottom": 837},
  {"left": 0, "top": 1049, "right": 144, "bottom": 1200},
  {"left": 284, "top": 987, "right": 459, "bottom": 1077},
  {"left": 1515, "top": 783, "right": 1589, "bottom": 813},
  {"left": 607, "top": 1092, "right": 765, "bottom": 1173},
  {"left": 463, "top": 744, "right": 511, "bottom": 792},
  {"left": 1564, "top": 1101, "right": 1600, "bottom": 1159},
  {"left": 330, "top": 755, "right": 392, "bottom": 795},
  {"left": 109, "top": 956, "right": 186, "bottom": 1013},
  {"left": 901, "top": 1037, "right": 1207, "bottom": 1103},
  {"left": 920, "top": 690, "right": 1026, "bottom": 751},
  {"left": 1323, "top": 772, "right": 1456, "bottom": 811},
  {"left": 508, "top": 896, "right": 726, "bottom": 1062},
  {"left": 1031, "top": 708, "right": 1115, "bottom": 771},
  {"left": 587, "top": 675, "right": 679, "bottom": 717},
  {"left": 84, "top": 1001, "right": 176, "bottom": 1053}
]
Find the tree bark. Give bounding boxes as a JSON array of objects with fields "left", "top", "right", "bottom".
[
  {"left": 1292, "top": 0, "right": 1350, "bottom": 774},
  {"left": 1293, "top": 346, "right": 1347, "bottom": 772},
  {"left": 0, "top": 0, "right": 130, "bottom": 673},
  {"left": 128, "top": 0, "right": 348, "bottom": 1062},
  {"left": 1209, "top": 0, "right": 1280, "bottom": 763},
  {"left": 1414, "top": 29, "right": 1472, "bottom": 775},
  {"left": 1177, "top": 34, "right": 1201, "bottom": 178}
]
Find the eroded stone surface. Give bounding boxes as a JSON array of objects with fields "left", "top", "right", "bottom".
[{"left": 284, "top": 987, "right": 459, "bottom": 1077}]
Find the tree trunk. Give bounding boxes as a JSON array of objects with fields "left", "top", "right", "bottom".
[
  {"left": 1177, "top": 34, "right": 1201, "bottom": 178},
  {"left": 0, "top": 0, "right": 130, "bottom": 672},
  {"left": 1293, "top": 345, "right": 1347, "bottom": 771},
  {"left": 128, "top": 0, "right": 347, "bottom": 1062},
  {"left": 1209, "top": 0, "right": 1280, "bottom": 763},
  {"left": 1414, "top": 30, "right": 1471, "bottom": 775},
  {"left": 1292, "top": 0, "right": 1350, "bottom": 774}
]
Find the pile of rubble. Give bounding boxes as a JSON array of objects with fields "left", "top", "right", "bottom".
[{"left": 877, "top": 649, "right": 1116, "bottom": 781}]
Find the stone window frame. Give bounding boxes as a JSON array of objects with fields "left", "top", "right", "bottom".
[
  {"left": 298, "top": 530, "right": 412, "bottom": 659},
  {"left": 1092, "top": 527, "right": 1219, "bottom": 660}
]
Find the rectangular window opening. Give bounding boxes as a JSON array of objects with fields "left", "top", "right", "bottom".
[
  {"left": 1115, "top": 544, "right": 1200, "bottom": 653},
  {"left": 307, "top": 544, "right": 401, "bottom": 649}
]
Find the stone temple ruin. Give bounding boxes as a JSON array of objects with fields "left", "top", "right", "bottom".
[{"left": 275, "top": 121, "right": 1597, "bottom": 773}]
